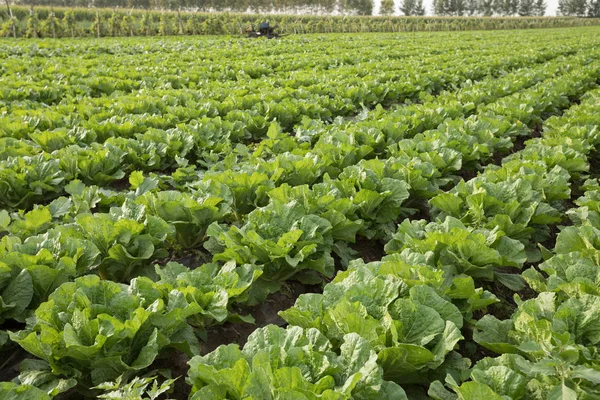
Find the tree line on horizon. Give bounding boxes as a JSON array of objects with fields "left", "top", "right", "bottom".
[{"left": 6, "top": 0, "right": 600, "bottom": 17}]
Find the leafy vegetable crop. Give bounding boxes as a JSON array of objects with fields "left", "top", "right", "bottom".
[{"left": 1, "top": 28, "right": 600, "bottom": 399}]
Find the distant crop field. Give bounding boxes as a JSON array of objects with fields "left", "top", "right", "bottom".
[
  {"left": 1, "top": 6, "right": 600, "bottom": 38},
  {"left": 1, "top": 27, "right": 600, "bottom": 399}
]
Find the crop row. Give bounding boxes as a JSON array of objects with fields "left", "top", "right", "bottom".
[
  {"left": 1, "top": 31, "right": 593, "bottom": 116},
  {"left": 179, "top": 84, "right": 600, "bottom": 399},
  {"left": 427, "top": 87, "right": 600, "bottom": 399},
  {"left": 1, "top": 34, "right": 586, "bottom": 141},
  {"left": 1, "top": 31, "right": 570, "bottom": 108},
  {"left": 0, "top": 45, "right": 595, "bottom": 213},
  {"left": 1, "top": 40, "right": 599, "bottom": 397},
  {"left": 1, "top": 47, "right": 597, "bottom": 290},
  {"left": 1, "top": 48, "right": 596, "bottom": 281}
]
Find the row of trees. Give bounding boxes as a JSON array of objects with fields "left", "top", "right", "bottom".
[
  {"left": 559, "top": 0, "right": 600, "bottom": 16},
  {"left": 433, "top": 0, "right": 547, "bottom": 16},
  {"left": 11, "top": 0, "right": 374, "bottom": 15},
  {"left": 381, "top": 0, "right": 426, "bottom": 15},
  {"left": 8, "top": 0, "right": 600, "bottom": 16},
  {"left": 427, "top": 0, "right": 598, "bottom": 16}
]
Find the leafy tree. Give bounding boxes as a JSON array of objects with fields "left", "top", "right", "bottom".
[
  {"left": 343, "top": 0, "right": 374, "bottom": 15},
  {"left": 466, "top": 0, "right": 478, "bottom": 14},
  {"left": 433, "top": 0, "right": 447, "bottom": 14},
  {"left": 361, "top": 0, "right": 376, "bottom": 15},
  {"left": 414, "top": 0, "right": 426, "bottom": 14},
  {"left": 589, "top": 0, "right": 600, "bottom": 16},
  {"left": 451, "top": 0, "right": 465, "bottom": 15},
  {"left": 433, "top": 0, "right": 466, "bottom": 15},
  {"left": 558, "top": 0, "right": 567, "bottom": 13},
  {"left": 478, "top": 0, "right": 495, "bottom": 14},
  {"left": 380, "top": 0, "right": 395, "bottom": 14},
  {"left": 401, "top": 0, "right": 419, "bottom": 14},
  {"left": 518, "top": 0, "right": 535, "bottom": 15},
  {"left": 558, "top": 0, "right": 587, "bottom": 15},
  {"left": 575, "top": 0, "right": 588, "bottom": 14},
  {"left": 494, "top": 0, "right": 518, "bottom": 15},
  {"left": 533, "top": 0, "right": 546, "bottom": 14},
  {"left": 508, "top": 0, "right": 520, "bottom": 15}
]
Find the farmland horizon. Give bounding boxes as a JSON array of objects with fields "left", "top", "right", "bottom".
[{"left": 371, "top": 0, "right": 560, "bottom": 16}]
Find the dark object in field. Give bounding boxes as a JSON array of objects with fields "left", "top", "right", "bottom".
[{"left": 247, "top": 21, "right": 282, "bottom": 39}]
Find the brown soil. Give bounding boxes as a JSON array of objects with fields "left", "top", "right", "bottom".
[
  {"left": 201, "top": 281, "right": 320, "bottom": 355},
  {"left": 587, "top": 149, "right": 600, "bottom": 178},
  {"left": 350, "top": 236, "right": 385, "bottom": 263},
  {"left": 108, "top": 176, "right": 131, "bottom": 192},
  {"left": 456, "top": 167, "right": 479, "bottom": 182},
  {"left": 409, "top": 200, "right": 431, "bottom": 222},
  {"left": 457, "top": 320, "right": 497, "bottom": 364}
]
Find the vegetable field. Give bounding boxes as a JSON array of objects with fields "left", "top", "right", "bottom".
[{"left": 1, "top": 27, "right": 600, "bottom": 399}]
